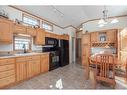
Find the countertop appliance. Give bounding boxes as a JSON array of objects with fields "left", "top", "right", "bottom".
[
  {"left": 45, "top": 37, "right": 58, "bottom": 46},
  {"left": 42, "top": 38, "right": 59, "bottom": 71},
  {"left": 59, "top": 39, "right": 69, "bottom": 67}
]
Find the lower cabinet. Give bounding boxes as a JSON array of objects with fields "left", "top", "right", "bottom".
[
  {"left": 33, "top": 60, "right": 41, "bottom": 76},
  {"left": 0, "top": 53, "right": 49, "bottom": 88},
  {"left": 16, "top": 61, "right": 27, "bottom": 82},
  {"left": 41, "top": 54, "right": 49, "bottom": 73},
  {"left": 27, "top": 60, "right": 41, "bottom": 77},
  {"left": 0, "top": 58, "right": 16, "bottom": 88}
]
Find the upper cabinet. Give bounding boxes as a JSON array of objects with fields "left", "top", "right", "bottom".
[
  {"left": 34, "top": 28, "right": 45, "bottom": 45},
  {"left": 90, "top": 29, "right": 117, "bottom": 47},
  {"left": 107, "top": 29, "right": 117, "bottom": 43},
  {"left": 26, "top": 27, "right": 36, "bottom": 36},
  {"left": 90, "top": 32, "right": 98, "bottom": 43},
  {"left": 0, "top": 18, "right": 13, "bottom": 44},
  {"left": 60, "top": 34, "right": 69, "bottom": 40},
  {"left": 14, "top": 24, "right": 26, "bottom": 34}
]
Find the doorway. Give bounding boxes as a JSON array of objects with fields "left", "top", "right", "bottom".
[{"left": 71, "top": 37, "right": 75, "bottom": 64}]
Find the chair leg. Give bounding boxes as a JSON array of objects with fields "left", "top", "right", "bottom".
[
  {"left": 93, "top": 79, "right": 96, "bottom": 89},
  {"left": 112, "top": 81, "right": 116, "bottom": 89}
]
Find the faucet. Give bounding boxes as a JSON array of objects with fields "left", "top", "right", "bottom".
[{"left": 22, "top": 44, "right": 27, "bottom": 53}]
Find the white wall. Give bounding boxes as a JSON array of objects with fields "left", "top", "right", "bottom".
[
  {"left": 64, "top": 27, "right": 76, "bottom": 64},
  {"left": 0, "top": 6, "right": 76, "bottom": 64}
]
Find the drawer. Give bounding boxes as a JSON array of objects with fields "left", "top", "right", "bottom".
[
  {"left": 0, "top": 69, "right": 15, "bottom": 79},
  {"left": 0, "top": 64, "right": 15, "bottom": 72},
  {"left": 16, "top": 57, "right": 26, "bottom": 62},
  {"left": 26, "top": 56, "right": 33, "bottom": 60},
  {"left": 0, "top": 75, "right": 15, "bottom": 88},
  {"left": 32, "top": 55, "right": 40, "bottom": 60},
  {"left": 0, "top": 58, "right": 15, "bottom": 65}
]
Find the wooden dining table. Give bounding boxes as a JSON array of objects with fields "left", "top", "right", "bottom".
[{"left": 85, "top": 56, "right": 127, "bottom": 80}]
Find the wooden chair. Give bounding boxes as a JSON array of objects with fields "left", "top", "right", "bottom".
[
  {"left": 94, "top": 54, "right": 116, "bottom": 88},
  {"left": 115, "top": 58, "right": 127, "bottom": 82}
]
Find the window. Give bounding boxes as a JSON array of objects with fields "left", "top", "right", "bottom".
[
  {"left": 42, "top": 22, "right": 53, "bottom": 31},
  {"left": 14, "top": 36, "right": 31, "bottom": 50},
  {"left": 23, "top": 14, "right": 40, "bottom": 26}
]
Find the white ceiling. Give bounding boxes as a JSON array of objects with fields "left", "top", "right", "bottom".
[{"left": 15, "top": 5, "right": 127, "bottom": 28}]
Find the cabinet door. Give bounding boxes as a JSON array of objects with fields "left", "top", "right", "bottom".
[
  {"left": 107, "top": 29, "right": 117, "bottom": 43},
  {"left": 0, "top": 19, "right": 13, "bottom": 44},
  {"left": 34, "top": 29, "right": 45, "bottom": 45},
  {"left": 27, "top": 61, "right": 34, "bottom": 78},
  {"left": 41, "top": 54, "right": 49, "bottom": 73},
  {"left": 82, "top": 33, "right": 90, "bottom": 45},
  {"left": 33, "top": 60, "right": 40, "bottom": 75},
  {"left": 14, "top": 24, "right": 26, "bottom": 34},
  {"left": 90, "top": 32, "right": 98, "bottom": 43},
  {"left": 16, "top": 62, "right": 27, "bottom": 82},
  {"left": 27, "top": 27, "right": 36, "bottom": 36}
]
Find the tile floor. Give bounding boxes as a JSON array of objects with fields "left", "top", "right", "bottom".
[{"left": 9, "top": 63, "right": 127, "bottom": 89}]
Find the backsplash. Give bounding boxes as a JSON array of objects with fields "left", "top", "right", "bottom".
[
  {"left": 0, "top": 38, "right": 42, "bottom": 52},
  {"left": 91, "top": 47, "right": 116, "bottom": 55}
]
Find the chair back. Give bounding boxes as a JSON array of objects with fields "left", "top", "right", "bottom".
[{"left": 95, "top": 54, "right": 115, "bottom": 79}]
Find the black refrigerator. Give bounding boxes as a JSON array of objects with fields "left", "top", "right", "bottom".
[{"left": 59, "top": 39, "right": 69, "bottom": 67}]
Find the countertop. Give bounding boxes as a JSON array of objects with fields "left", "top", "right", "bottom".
[{"left": 0, "top": 52, "right": 50, "bottom": 59}]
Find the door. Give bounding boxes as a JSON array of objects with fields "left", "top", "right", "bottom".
[
  {"left": 76, "top": 38, "right": 82, "bottom": 64},
  {"left": 16, "top": 62, "right": 27, "bottom": 81}
]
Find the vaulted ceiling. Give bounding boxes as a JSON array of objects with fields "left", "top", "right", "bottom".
[{"left": 14, "top": 5, "right": 127, "bottom": 28}]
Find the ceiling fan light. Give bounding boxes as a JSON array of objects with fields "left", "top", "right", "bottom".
[
  {"left": 98, "top": 24, "right": 104, "bottom": 27},
  {"left": 98, "top": 19, "right": 105, "bottom": 24},
  {"left": 111, "top": 18, "right": 119, "bottom": 24}
]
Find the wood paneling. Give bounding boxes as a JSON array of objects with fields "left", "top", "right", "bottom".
[{"left": 82, "top": 33, "right": 91, "bottom": 66}]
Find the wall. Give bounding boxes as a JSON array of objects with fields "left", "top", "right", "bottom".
[
  {"left": 0, "top": 6, "right": 76, "bottom": 64},
  {"left": 64, "top": 27, "right": 76, "bottom": 64}
]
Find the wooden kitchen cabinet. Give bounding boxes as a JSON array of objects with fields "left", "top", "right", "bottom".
[
  {"left": 41, "top": 54, "right": 49, "bottom": 73},
  {"left": 0, "top": 58, "right": 15, "bottom": 88},
  {"left": 27, "top": 27, "right": 36, "bottom": 36},
  {"left": 14, "top": 24, "right": 26, "bottom": 34},
  {"left": 90, "top": 32, "right": 98, "bottom": 43},
  {"left": 107, "top": 29, "right": 117, "bottom": 43},
  {"left": 16, "top": 59, "right": 27, "bottom": 82},
  {"left": 0, "top": 18, "right": 13, "bottom": 44},
  {"left": 33, "top": 60, "right": 41, "bottom": 75},
  {"left": 34, "top": 28, "right": 45, "bottom": 45}
]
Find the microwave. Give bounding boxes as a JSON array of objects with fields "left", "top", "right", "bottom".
[{"left": 45, "top": 37, "right": 59, "bottom": 46}]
